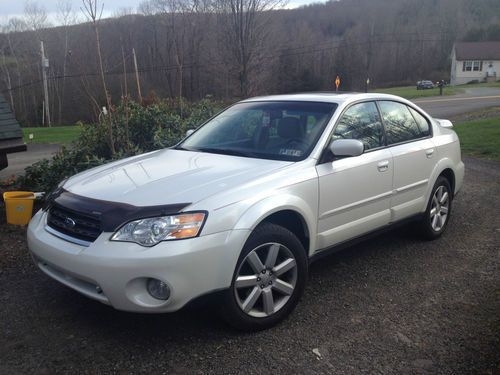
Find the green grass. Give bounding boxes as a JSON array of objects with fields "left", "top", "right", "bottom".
[
  {"left": 22, "top": 126, "right": 82, "bottom": 145},
  {"left": 454, "top": 117, "right": 500, "bottom": 161},
  {"left": 459, "top": 81, "right": 500, "bottom": 88},
  {"left": 375, "top": 85, "right": 462, "bottom": 99},
  {"left": 376, "top": 80, "right": 500, "bottom": 99}
]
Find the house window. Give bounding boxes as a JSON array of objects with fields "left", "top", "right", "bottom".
[
  {"left": 462, "top": 60, "right": 483, "bottom": 72},
  {"left": 473, "top": 61, "right": 483, "bottom": 71}
]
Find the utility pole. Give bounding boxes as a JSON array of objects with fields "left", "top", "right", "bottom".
[
  {"left": 365, "top": 21, "right": 374, "bottom": 95},
  {"left": 132, "top": 48, "right": 142, "bottom": 103},
  {"left": 40, "top": 41, "right": 51, "bottom": 127}
]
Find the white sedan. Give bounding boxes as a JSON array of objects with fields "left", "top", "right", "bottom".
[{"left": 27, "top": 93, "right": 464, "bottom": 331}]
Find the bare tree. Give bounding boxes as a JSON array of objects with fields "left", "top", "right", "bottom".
[
  {"left": 81, "top": 0, "right": 116, "bottom": 154},
  {"left": 0, "top": 48, "right": 15, "bottom": 112},
  {"left": 0, "top": 19, "right": 29, "bottom": 119},
  {"left": 24, "top": 1, "right": 52, "bottom": 126},
  {"left": 57, "top": 0, "right": 78, "bottom": 26},
  {"left": 214, "top": 0, "right": 287, "bottom": 97},
  {"left": 24, "top": 0, "right": 50, "bottom": 32},
  {"left": 56, "top": 0, "right": 77, "bottom": 124},
  {"left": 138, "top": 0, "right": 157, "bottom": 15},
  {"left": 150, "top": 0, "right": 190, "bottom": 99},
  {"left": 121, "top": 41, "right": 130, "bottom": 148},
  {"left": 5, "top": 17, "right": 29, "bottom": 33}
]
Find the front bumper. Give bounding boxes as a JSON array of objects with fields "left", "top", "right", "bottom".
[{"left": 27, "top": 210, "right": 250, "bottom": 313}]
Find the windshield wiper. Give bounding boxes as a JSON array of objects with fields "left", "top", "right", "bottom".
[
  {"left": 195, "top": 147, "right": 253, "bottom": 158},
  {"left": 173, "top": 145, "right": 193, "bottom": 151}
]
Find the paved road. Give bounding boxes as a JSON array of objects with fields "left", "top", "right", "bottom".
[
  {"left": 414, "top": 87, "right": 500, "bottom": 118},
  {"left": 0, "top": 157, "right": 499, "bottom": 374},
  {"left": 0, "top": 144, "right": 60, "bottom": 180}
]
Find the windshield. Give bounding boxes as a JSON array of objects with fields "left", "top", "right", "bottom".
[{"left": 178, "top": 101, "right": 338, "bottom": 161}]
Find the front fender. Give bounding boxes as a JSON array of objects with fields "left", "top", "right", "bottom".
[{"left": 233, "top": 193, "right": 318, "bottom": 255}]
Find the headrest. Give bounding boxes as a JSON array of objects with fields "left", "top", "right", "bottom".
[{"left": 278, "top": 117, "right": 302, "bottom": 139}]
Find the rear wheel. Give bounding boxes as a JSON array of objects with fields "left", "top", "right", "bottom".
[
  {"left": 221, "top": 223, "right": 308, "bottom": 331},
  {"left": 418, "top": 176, "right": 452, "bottom": 240}
]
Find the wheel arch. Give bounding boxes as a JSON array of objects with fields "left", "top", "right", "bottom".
[
  {"left": 439, "top": 168, "right": 455, "bottom": 198},
  {"left": 233, "top": 195, "right": 317, "bottom": 256},
  {"left": 424, "top": 159, "right": 458, "bottom": 210},
  {"left": 258, "top": 210, "right": 310, "bottom": 255}
]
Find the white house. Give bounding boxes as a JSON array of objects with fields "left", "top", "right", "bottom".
[{"left": 450, "top": 41, "right": 500, "bottom": 85}]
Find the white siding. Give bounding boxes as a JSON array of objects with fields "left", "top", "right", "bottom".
[{"left": 451, "top": 56, "right": 500, "bottom": 85}]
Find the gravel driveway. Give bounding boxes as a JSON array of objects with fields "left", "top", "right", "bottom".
[{"left": 0, "top": 157, "right": 498, "bottom": 374}]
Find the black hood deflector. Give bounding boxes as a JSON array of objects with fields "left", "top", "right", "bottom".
[{"left": 44, "top": 188, "right": 191, "bottom": 232}]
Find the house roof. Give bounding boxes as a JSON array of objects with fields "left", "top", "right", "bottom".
[
  {"left": 0, "top": 93, "right": 23, "bottom": 141},
  {"left": 454, "top": 41, "right": 500, "bottom": 61}
]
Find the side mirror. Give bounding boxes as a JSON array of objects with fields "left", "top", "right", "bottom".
[
  {"left": 186, "top": 129, "right": 195, "bottom": 137},
  {"left": 329, "top": 139, "right": 364, "bottom": 157}
]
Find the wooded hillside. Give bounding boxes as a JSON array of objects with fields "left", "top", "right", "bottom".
[{"left": 1, "top": 0, "right": 500, "bottom": 126}]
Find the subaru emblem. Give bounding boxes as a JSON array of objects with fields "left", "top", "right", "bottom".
[{"left": 63, "top": 217, "right": 76, "bottom": 229}]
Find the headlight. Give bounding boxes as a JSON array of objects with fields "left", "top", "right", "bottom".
[{"left": 110, "top": 212, "right": 206, "bottom": 246}]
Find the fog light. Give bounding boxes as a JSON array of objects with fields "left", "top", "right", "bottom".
[{"left": 147, "top": 278, "right": 170, "bottom": 300}]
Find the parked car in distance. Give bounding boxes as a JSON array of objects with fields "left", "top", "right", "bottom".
[
  {"left": 417, "top": 80, "right": 435, "bottom": 90},
  {"left": 27, "top": 93, "right": 464, "bottom": 331}
]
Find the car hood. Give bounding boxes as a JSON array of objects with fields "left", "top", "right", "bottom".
[{"left": 64, "top": 149, "right": 292, "bottom": 207}]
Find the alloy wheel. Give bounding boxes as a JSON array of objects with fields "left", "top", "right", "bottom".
[
  {"left": 234, "top": 242, "right": 298, "bottom": 318},
  {"left": 430, "top": 185, "right": 450, "bottom": 231}
]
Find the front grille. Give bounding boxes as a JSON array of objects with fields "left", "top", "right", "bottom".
[{"left": 47, "top": 204, "right": 102, "bottom": 243}]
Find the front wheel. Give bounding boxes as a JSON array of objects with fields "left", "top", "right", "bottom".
[
  {"left": 220, "top": 223, "right": 308, "bottom": 331},
  {"left": 418, "top": 176, "right": 452, "bottom": 240}
]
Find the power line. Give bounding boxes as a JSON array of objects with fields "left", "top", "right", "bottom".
[{"left": 1, "top": 36, "right": 451, "bottom": 94}]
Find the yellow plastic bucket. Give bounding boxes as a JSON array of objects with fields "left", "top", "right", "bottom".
[{"left": 3, "top": 191, "right": 36, "bottom": 225}]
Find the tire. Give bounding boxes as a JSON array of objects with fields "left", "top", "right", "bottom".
[
  {"left": 418, "top": 176, "right": 452, "bottom": 240},
  {"left": 220, "top": 222, "right": 308, "bottom": 331}
]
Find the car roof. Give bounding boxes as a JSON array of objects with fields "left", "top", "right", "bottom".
[{"left": 240, "top": 92, "right": 409, "bottom": 105}]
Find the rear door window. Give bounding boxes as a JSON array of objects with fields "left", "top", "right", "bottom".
[
  {"left": 378, "top": 101, "right": 424, "bottom": 145},
  {"left": 408, "top": 107, "right": 431, "bottom": 137}
]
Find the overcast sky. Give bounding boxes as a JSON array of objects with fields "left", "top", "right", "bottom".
[{"left": 1, "top": 0, "right": 323, "bottom": 24}]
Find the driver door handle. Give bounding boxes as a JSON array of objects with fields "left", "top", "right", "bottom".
[{"left": 377, "top": 160, "right": 389, "bottom": 172}]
